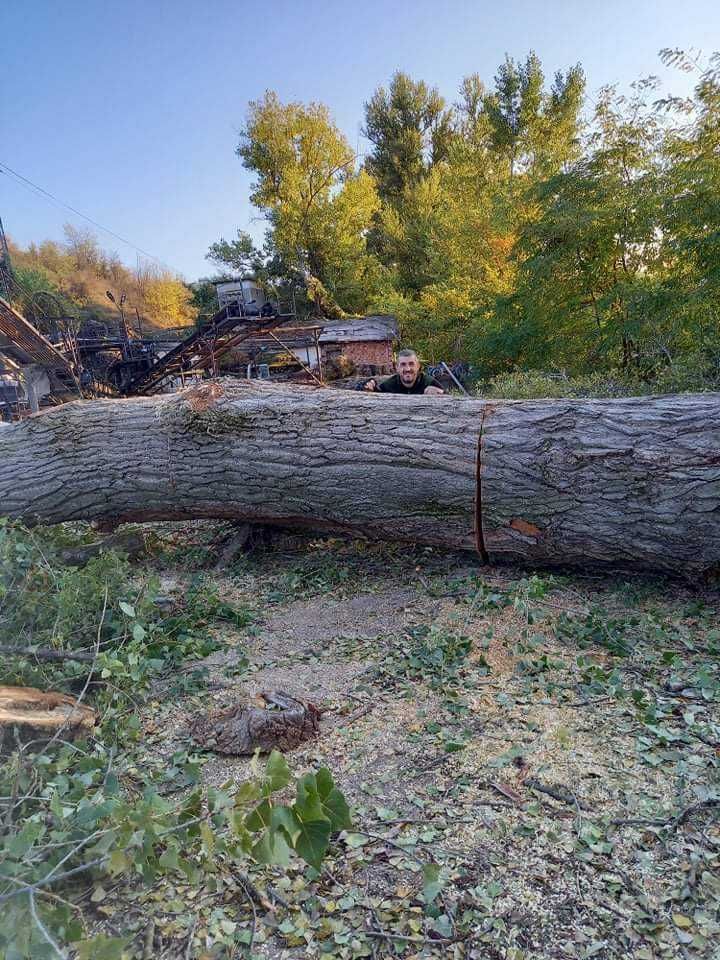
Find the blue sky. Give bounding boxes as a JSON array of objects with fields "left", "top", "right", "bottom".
[{"left": 2, "top": 0, "right": 718, "bottom": 280}]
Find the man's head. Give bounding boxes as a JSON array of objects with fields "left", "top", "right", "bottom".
[{"left": 396, "top": 349, "right": 420, "bottom": 386}]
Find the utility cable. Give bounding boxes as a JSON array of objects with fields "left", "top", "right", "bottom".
[{"left": 0, "top": 160, "right": 180, "bottom": 273}]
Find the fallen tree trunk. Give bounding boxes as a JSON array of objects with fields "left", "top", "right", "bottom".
[
  {"left": 0, "top": 380, "right": 719, "bottom": 575},
  {"left": 0, "top": 646, "right": 95, "bottom": 663}
]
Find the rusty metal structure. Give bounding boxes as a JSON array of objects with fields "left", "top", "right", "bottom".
[
  {"left": 0, "top": 273, "right": 307, "bottom": 415},
  {"left": 0, "top": 218, "right": 13, "bottom": 302},
  {"left": 0, "top": 297, "right": 80, "bottom": 417},
  {"left": 0, "top": 214, "right": 326, "bottom": 413},
  {"left": 121, "top": 300, "right": 297, "bottom": 395}
]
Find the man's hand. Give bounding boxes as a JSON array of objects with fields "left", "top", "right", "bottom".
[
  {"left": 424, "top": 385, "right": 444, "bottom": 395},
  {"left": 363, "top": 379, "right": 378, "bottom": 392}
]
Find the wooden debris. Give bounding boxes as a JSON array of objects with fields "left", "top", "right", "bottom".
[
  {"left": 524, "top": 776, "right": 589, "bottom": 810},
  {"left": 189, "top": 690, "right": 320, "bottom": 755},
  {"left": 213, "top": 522, "right": 252, "bottom": 570},
  {"left": 58, "top": 529, "right": 148, "bottom": 567},
  {"left": 0, "top": 685, "right": 97, "bottom": 732},
  {"left": 0, "top": 646, "right": 95, "bottom": 663}
]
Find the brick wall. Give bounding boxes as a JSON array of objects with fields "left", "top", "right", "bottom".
[{"left": 322, "top": 340, "right": 393, "bottom": 372}]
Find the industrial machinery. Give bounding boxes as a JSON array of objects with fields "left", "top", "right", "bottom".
[{"left": 0, "top": 212, "right": 313, "bottom": 414}]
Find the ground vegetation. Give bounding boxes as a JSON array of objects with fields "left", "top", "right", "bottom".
[{"left": 1, "top": 520, "right": 718, "bottom": 958}]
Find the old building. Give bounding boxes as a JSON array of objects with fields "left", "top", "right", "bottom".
[
  {"left": 229, "top": 314, "right": 399, "bottom": 380},
  {"left": 318, "top": 315, "right": 398, "bottom": 375}
]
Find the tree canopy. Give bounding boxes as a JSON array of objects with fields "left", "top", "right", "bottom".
[
  {"left": 213, "top": 49, "right": 720, "bottom": 380},
  {"left": 235, "top": 92, "right": 381, "bottom": 316}
]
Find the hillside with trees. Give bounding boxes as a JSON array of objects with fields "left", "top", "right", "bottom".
[{"left": 7, "top": 224, "right": 198, "bottom": 334}]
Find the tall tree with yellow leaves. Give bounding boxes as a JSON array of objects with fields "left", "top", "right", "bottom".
[{"left": 237, "top": 92, "right": 381, "bottom": 316}]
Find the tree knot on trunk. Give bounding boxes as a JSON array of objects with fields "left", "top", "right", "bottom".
[{"left": 188, "top": 690, "right": 321, "bottom": 755}]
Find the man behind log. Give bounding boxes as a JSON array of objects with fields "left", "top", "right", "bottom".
[{"left": 362, "top": 349, "right": 444, "bottom": 395}]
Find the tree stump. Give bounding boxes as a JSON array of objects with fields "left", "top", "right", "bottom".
[
  {"left": 189, "top": 691, "right": 321, "bottom": 755},
  {"left": 0, "top": 685, "right": 97, "bottom": 734}
]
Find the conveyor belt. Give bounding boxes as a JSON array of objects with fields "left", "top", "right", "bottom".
[
  {"left": 123, "top": 305, "right": 293, "bottom": 395},
  {"left": 0, "top": 296, "right": 75, "bottom": 375}
]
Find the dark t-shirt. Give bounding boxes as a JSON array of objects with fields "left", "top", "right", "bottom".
[{"left": 376, "top": 371, "right": 443, "bottom": 395}]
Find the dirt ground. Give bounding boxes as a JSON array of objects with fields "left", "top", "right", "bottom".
[{"left": 125, "top": 523, "right": 720, "bottom": 959}]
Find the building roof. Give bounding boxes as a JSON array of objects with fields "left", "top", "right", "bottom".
[{"left": 318, "top": 315, "right": 398, "bottom": 344}]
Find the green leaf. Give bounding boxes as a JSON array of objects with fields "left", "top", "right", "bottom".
[
  {"left": 264, "top": 750, "right": 292, "bottom": 794},
  {"left": 132, "top": 622, "right": 146, "bottom": 642},
  {"left": 233, "top": 780, "right": 262, "bottom": 808},
  {"left": 433, "top": 914, "right": 453, "bottom": 937},
  {"left": 271, "top": 805, "right": 300, "bottom": 844},
  {"left": 6, "top": 821, "right": 44, "bottom": 859},
  {"left": 119, "top": 601, "right": 135, "bottom": 618},
  {"left": 159, "top": 845, "right": 180, "bottom": 871},
  {"left": 292, "top": 814, "right": 332, "bottom": 870},
  {"left": 316, "top": 768, "right": 352, "bottom": 830},
  {"left": 294, "top": 774, "right": 327, "bottom": 822},
  {"left": 343, "top": 832, "right": 369, "bottom": 848},
  {"left": 245, "top": 798, "right": 272, "bottom": 833},
  {"left": 107, "top": 849, "right": 130, "bottom": 876},
  {"left": 252, "top": 827, "right": 291, "bottom": 866},
  {"left": 73, "top": 934, "right": 129, "bottom": 960},
  {"left": 422, "top": 862, "right": 445, "bottom": 905}
]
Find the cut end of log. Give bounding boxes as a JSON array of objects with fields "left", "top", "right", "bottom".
[{"left": 0, "top": 685, "right": 97, "bottom": 732}]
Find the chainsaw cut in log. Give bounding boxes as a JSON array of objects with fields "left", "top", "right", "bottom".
[{"left": 0, "top": 379, "right": 719, "bottom": 576}]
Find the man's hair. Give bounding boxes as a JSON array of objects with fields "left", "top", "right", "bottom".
[{"left": 397, "top": 348, "right": 418, "bottom": 360}]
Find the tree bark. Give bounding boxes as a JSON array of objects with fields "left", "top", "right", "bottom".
[{"left": 0, "top": 380, "right": 718, "bottom": 576}]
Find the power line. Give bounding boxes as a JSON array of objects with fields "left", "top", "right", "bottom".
[{"left": 0, "top": 160, "right": 181, "bottom": 274}]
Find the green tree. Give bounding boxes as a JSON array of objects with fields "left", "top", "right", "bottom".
[
  {"left": 366, "top": 54, "right": 584, "bottom": 362},
  {"left": 189, "top": 278, "right": 220, "bottom": 326},
  {"left": 206, "top": 230, "right": 262, "bottom": 276},
  {"left": 660, "top": 49, "right": 720, "bottom": 360},
  {"left": 485, "top": 82, "right": 668, "bottom": 374},
  {"left": 481, "top": 52, "right": 585, "bottom": 181},
  {"left": 364, "top": 72, "right": 453, "bottom": 205},
  {"left": 237, "top": 91, "right": 381, "bottom": 316}
]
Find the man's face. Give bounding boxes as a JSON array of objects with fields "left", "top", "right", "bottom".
[{"left": 396, "top": 353, "right": 420, "bottom": 386}]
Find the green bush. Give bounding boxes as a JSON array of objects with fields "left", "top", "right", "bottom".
[
  {"left": 0, "top": 521, "right": 349, "bottom": 958},
  {"left": 477, "top": 363, "right": 720, "bottom": 400}
]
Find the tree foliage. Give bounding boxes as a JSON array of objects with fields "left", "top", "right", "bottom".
[
  {"left": 212, "top": 48, "right": 719, "bottom": 379},
  {"left": 7, "top": 227, "right": 197, "bottom": 332},
  {"left": 364, "top": 71, "right": 452, "bottom": 205},
  {"left": 236, "top": 92, "right": 381, "bottom": 316}
]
